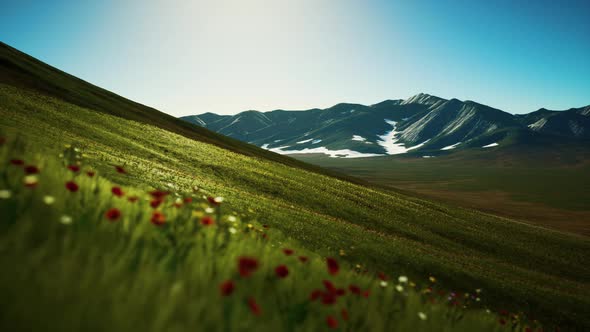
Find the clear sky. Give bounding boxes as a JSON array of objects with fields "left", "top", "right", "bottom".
[{"left": 2, "top": 0, "right": 589, "bottom": 115}]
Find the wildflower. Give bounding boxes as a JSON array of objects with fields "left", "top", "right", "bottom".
[
  {"left": 86, "top": 171, "right": 95, "bottom": 177},
  {"left": 115, "top": 166, "right": 126, "bottom": 174},
  {"left": 0, "top": 190, "right": 12, "bottom": 199},
  {"left": 341, "top": 309, "right": 349, "bottom": 321},
  {"left": 262, "top": 224, "right": 269, "bottom": 228},
  {"left": 282, "top": 248, "right": 294, "bottom": 256},
  {"left": 111, "top": 186, "right": 124, "bottom": 197},
  {"left": 275, "top": 265, "right": 289, "bottom": 278},
  {"left": 238, "top": 256, "right": 259, "bottom": 277},
  {"left": 339, "top": 249, "right": 346, "bottom": 256},
  {"left": 229, "top": 226, "right": 238, "bottom": 234},
  {"left": 127, "top": 196, "right": 139, "bottom": 203},
  {"left": 149, "top": 190, "right": 168, "bottom": 199},
  {"left": 429, "top": 276, "right": 436, "bottom": 283},
  {"left": 151, "top": 211, "right": 166, "bottom": 226},
  {"left": 24, "top": 165, "right": 40, "bottom": 174},
  {"left": 326, "top": 257, "right": 339, "bottom": 276},
  {"left": 398, "top": 275, "right": 408, "bottom": 283},
  {"left": 23, "top": 175, "right": 39, "bottom": 187},
  {"left": 323, "top": 280, "right": 336, "bottom": 293},
  {"left": 60, "top": 215, "right": 73, "bottom": 225},
  {"left": 227, "top": 215, "right": 236, "bottom": 222},
  {"left": 43, "top": 195, "right": 55, "bottom": 205},
  {"left": 326, "top": 316, "right": 338, "bottom": 329},
  {"left": 362, "top": 290, "right": 370, "bottom": 298},
  {"left": 201, "top": 216, "right": 215, "bottom": 226},
  {"left": 219, "top": 280, "right": 235, "bottom": 296},
  {"left": 498, "top": 318, "right": 506, "bottom": 325},
  {"left": 378, "top": 272, "right": 388, "bottom": 281},
  {"left": 298, "top": 256, "right": 309, "bottom": 263},
  {"left": 10, "top": 159, "right": 24, "bottom": 166},
  {"left": 247, "top": 297, "right": 261, "bottom": 316},
  {"left": 380, "top": 281, "right": 388, "bottom": 288},
  {"left": 310, "top": 289, "right": 322, "bottom": 301},
  {"left": 67, "top": 165, "right": 80, "bottom": 172},
  {"left": 65, "top": 181, "right": 79, "bottom": 192},
  {"left": 183, "top": 197, "right": 193, "bottom": 203},
  {"left": 349, "top": 285, "right": 361, "bottom": 295},
  {"left": 321, "top": 293, "right": 336, "bottom": 305},
  {"left": 395, "top": 285, "right": 404, "bottom": 292},
  {"left": 205, "top": 207, "right": 214, "bottom": 213},
  {"left": 150, "top": 199, "right": 163, "bottom": 208},
  {"left": 105, "top": 208, "right": 121, "bottom": 221},
  {"left": 418, "top": 312, "right": 427, "bottom": 320}
]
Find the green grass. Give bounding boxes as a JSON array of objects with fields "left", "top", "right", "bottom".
[
  {"left": 1, "top": 85, "right": 589, "bottom": 330},
  {"left": 0, "top": 141, "right": 528, "bottom": 332}
]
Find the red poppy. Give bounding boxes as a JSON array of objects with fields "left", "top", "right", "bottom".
[
  {"left": 326, "top": 257, "right": 339, "bottom": 276},
  {"left": 498, "top": 318, "right": 506, "bottom": 325},
  {"left": 173, "top": 202, "right": 183, "bottom": 208},
  {"left": 127, "top": 196, "right": 139, "bottom": 203},
  {"left": 183, "top": 197, "right": 193, "bottom": 203},
  {"left": 262, "top": 224, "right": 269, "bottom": 228},
  {"left": 310, "top": 289, "right": 322, "bottom": 301},
  {"left": 238, "top": 256, "right": 259, "bottom": 277},
  {"left": 261, "top": 233, "right": 268, "bottom": 240},
  {"left": 151, "top": 211, "right": 166, "bottom": 226},
  {"left": 247, "top": 297, "right": 261, "bottom": 316},
  {"left": 341, "top": 309, "right": 349, "bottom": 321},
  {"left": 149, "top": 190, "right": 168, "bottom": 199},
  {"left": 111, "top": 186, "right": 124, "bottom": 197},
  {"left": 86, "top": 171, "right": 96, "bottom": 177},
  {"left": 65, "top": 181, "right": 79, "bottom": 192},
  {"left": 105, "top": 208, "right": 121, "bottom": 221},
  {"left": 24, "top": 165, "right": 40, "bottom": 174},
  {"left": 67, "top": 165, "right": 80, "bottom": 172},
  {"left": 115, "top": 166, "right": 126, "bottom": 174},
  {"left": 362, "top": 290, "right": 370, "bottom": 298},
  {"left": 282, "top": 248, "right": 294, "bottom": 256},
  {"left": 335, "top": 288, "right": 346, "bottom": 297},
  {"left": 349, "top": 285, "right": 361, "bottom": 295},
  {"left": 150, "top": 199, "right": 163, "bottom": 208},
  {"left": 10, "top": 159, "right": 24, "bottom": 166},
  {"left": 326, "top": 315, "right": 338, "bottom": 329},
  {"left": 298, "top": 256, "right": 308, "bottom": 263},
  {"left": 323, "top": 280, "right": 336, "bottom": 293},
  {"left": 219, "top": 280, "right": 235, "bottom": 296},
  {"left": 378, "top": 272, "right": 389, "bottom": 281},
  {"left": 201, "top": 216, "right": 215, "bottom": 226},
  {"left": 275, "top": 265, "right": 289, "bottom": 278},
  {"left": 206, "top": 196, "right": 217, "bottom": 206},
  {"left": 321, "top": 293, "right": 336, "bottom": 305}
]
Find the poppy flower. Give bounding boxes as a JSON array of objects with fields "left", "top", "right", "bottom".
[
  {"left": 362, "top": 290, "right": 370, "bottom": 298},
  {"left": 262, "top": 224, "right": 269, "bottom": 228},
  {"left": 335, "top": 288, "right": 346, "bottom": 296},
  {"left": 10, "top": 159, "right": 24, "bottom": 166},
  {"left": 86, "top": 171, "right": 96, "bottom": 177},
  {"left": 275, "top": 265, "right": 289, "bottom": 278},
  {"left": 115, "top": 166, "right": 126, "bottom": 174},
  {"left": 310, "top": 289, "right": 322, "bottom": 301},
  {"left": 282, "top": 248, "right": 294, "bottom": 256},
  {"left": 341, "top": 309, "right": 349, "bottom": 321},
  {"left": 238, "top": 256, "right": 259, "bottom": 277},
  {"left": 67, "top": 165, "right": 80, "bottom": 172},
  {"left": 326, "top": 257, "right": 339, "bottom": 276},
  {"left": 261, "top": 233, "right": 268, "bottom": 240},
  {"left": 247, "top": 297, "right": 261, "bottom": 316},
  {"left": 150, "top": 199, "right": 163, "bottom": 208},
  {"left": 65, "top": 181, "right": 79, "bottom": 192},
  {"left": 183, "top": 197, "right": 193, "bottom": 203},
  {"left": 0, "top": 190, "right": 12, "bottom": 199},
  {"left": 326, "top": 315, "right": 338, "bottom": 329},
  {"left": 349, "top": 285, "right": 361, "bottom": 295},
  {"left": 24, "top": 165, "right": 40, "bottom": 174},
  {"left": 498, "top": 318, "right": 506, "bottom": 325},
  {"left": 105, "top": 208, "right": 121, "bottom": 221},
  {"left": 149, "top": 190, "right": 168, "bottom": 199},
  {"left": 201, "top": 216, "right": 215, "bottom": 226},
  {"left": 127, "top": 196, "right": 139, "bottom": 203},
  {"left": 151, "top": 211, "right": 166, "bottom": 226},
  {"left": 323, "top": 280, "right": 336, "bottom": 293},
  {"left": 321, "top": 293, "right": 336, "bottom": 305},
  {"left": 378, "top": 272, "right": 389, "bottom": 281},
  {"left": 207, "top": 196, "right": 223, "bottom": 205},
  {"left": 298, "top": 256, "right": 309, "bottom": 263},
  {"left": 219, "top": 280, "right": 235, "bottom": 296},
  {"left": 111, "top": 186, "right": 124, "bottom": 197}
]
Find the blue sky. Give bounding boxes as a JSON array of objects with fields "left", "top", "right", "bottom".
[{"left": 1, "top": 0, "right": 589, "bottom": 115}]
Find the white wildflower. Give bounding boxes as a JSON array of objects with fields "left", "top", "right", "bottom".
[{"left": 0, "top": 190, "right": 11, "bottom": 199}]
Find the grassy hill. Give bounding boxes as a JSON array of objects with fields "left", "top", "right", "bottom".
[{"left": 1, "top": 42, "right": 589, "bottom": 330}]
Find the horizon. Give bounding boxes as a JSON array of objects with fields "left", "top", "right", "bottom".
[{"left": 2, "top": 0, "right": 590, "bottom": 116}]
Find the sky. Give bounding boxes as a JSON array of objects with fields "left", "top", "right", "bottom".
[{"left": 1, "top": 0, "right": 589, "bottom": 116}]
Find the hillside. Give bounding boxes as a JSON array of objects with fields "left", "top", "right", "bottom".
[
  {"left": 1, "top": 43, "right": 590, "bottom": 329},
  {"left": 182, "top": 94, "right": 590, "bottom": 158}
]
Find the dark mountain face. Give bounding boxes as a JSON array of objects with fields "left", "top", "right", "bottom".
[{"left": 181, "top": 96, "right": 590, "bottom": 159}]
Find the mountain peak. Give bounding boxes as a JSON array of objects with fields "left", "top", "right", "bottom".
[{"left": 402, "top": 93, "right": 446, "bottom": 106}]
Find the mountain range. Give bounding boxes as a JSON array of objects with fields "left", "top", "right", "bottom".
[{"left": 181, "top": 94, "right": 590, "bottom": 158}]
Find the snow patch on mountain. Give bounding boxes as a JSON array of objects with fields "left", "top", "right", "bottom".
[
  {"left": 441, "top": 142, "right": 461, "bottom": 150},
  {"left": 377, "top": 120, "right": 429, "bottom": 155},
  {"left": 312, "top": 139, "right": 322, "bottom": 144},
  {"left": 270, "top": 146, "right": 382, "bottom": 158},
  {"left": 352, "top": 135, "right": 366, "bottom": 141},
  {"left": 296, "top": 139, "right": 313, "bottom": 144},
  {"left": 528, "top": 118, "right": 547, "bottom": 131},
  {"left": 482, "top": 142, "right": 499, "bottom": 148}
]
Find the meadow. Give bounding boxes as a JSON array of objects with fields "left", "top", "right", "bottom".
[{"left": 1, "top": 85, "right": 589, "bottom": 330}]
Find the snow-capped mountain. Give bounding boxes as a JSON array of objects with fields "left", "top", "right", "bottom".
[{"left": 180, "top": 94, "right": 590, "bottom": 158}]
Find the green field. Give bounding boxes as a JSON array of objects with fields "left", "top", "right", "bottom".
[
  {"left": 293, "top": 148, "right": 590, "bottom": 236},
  {"left": 1, "top": 43, "right": 590, "bottom": 330}
]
